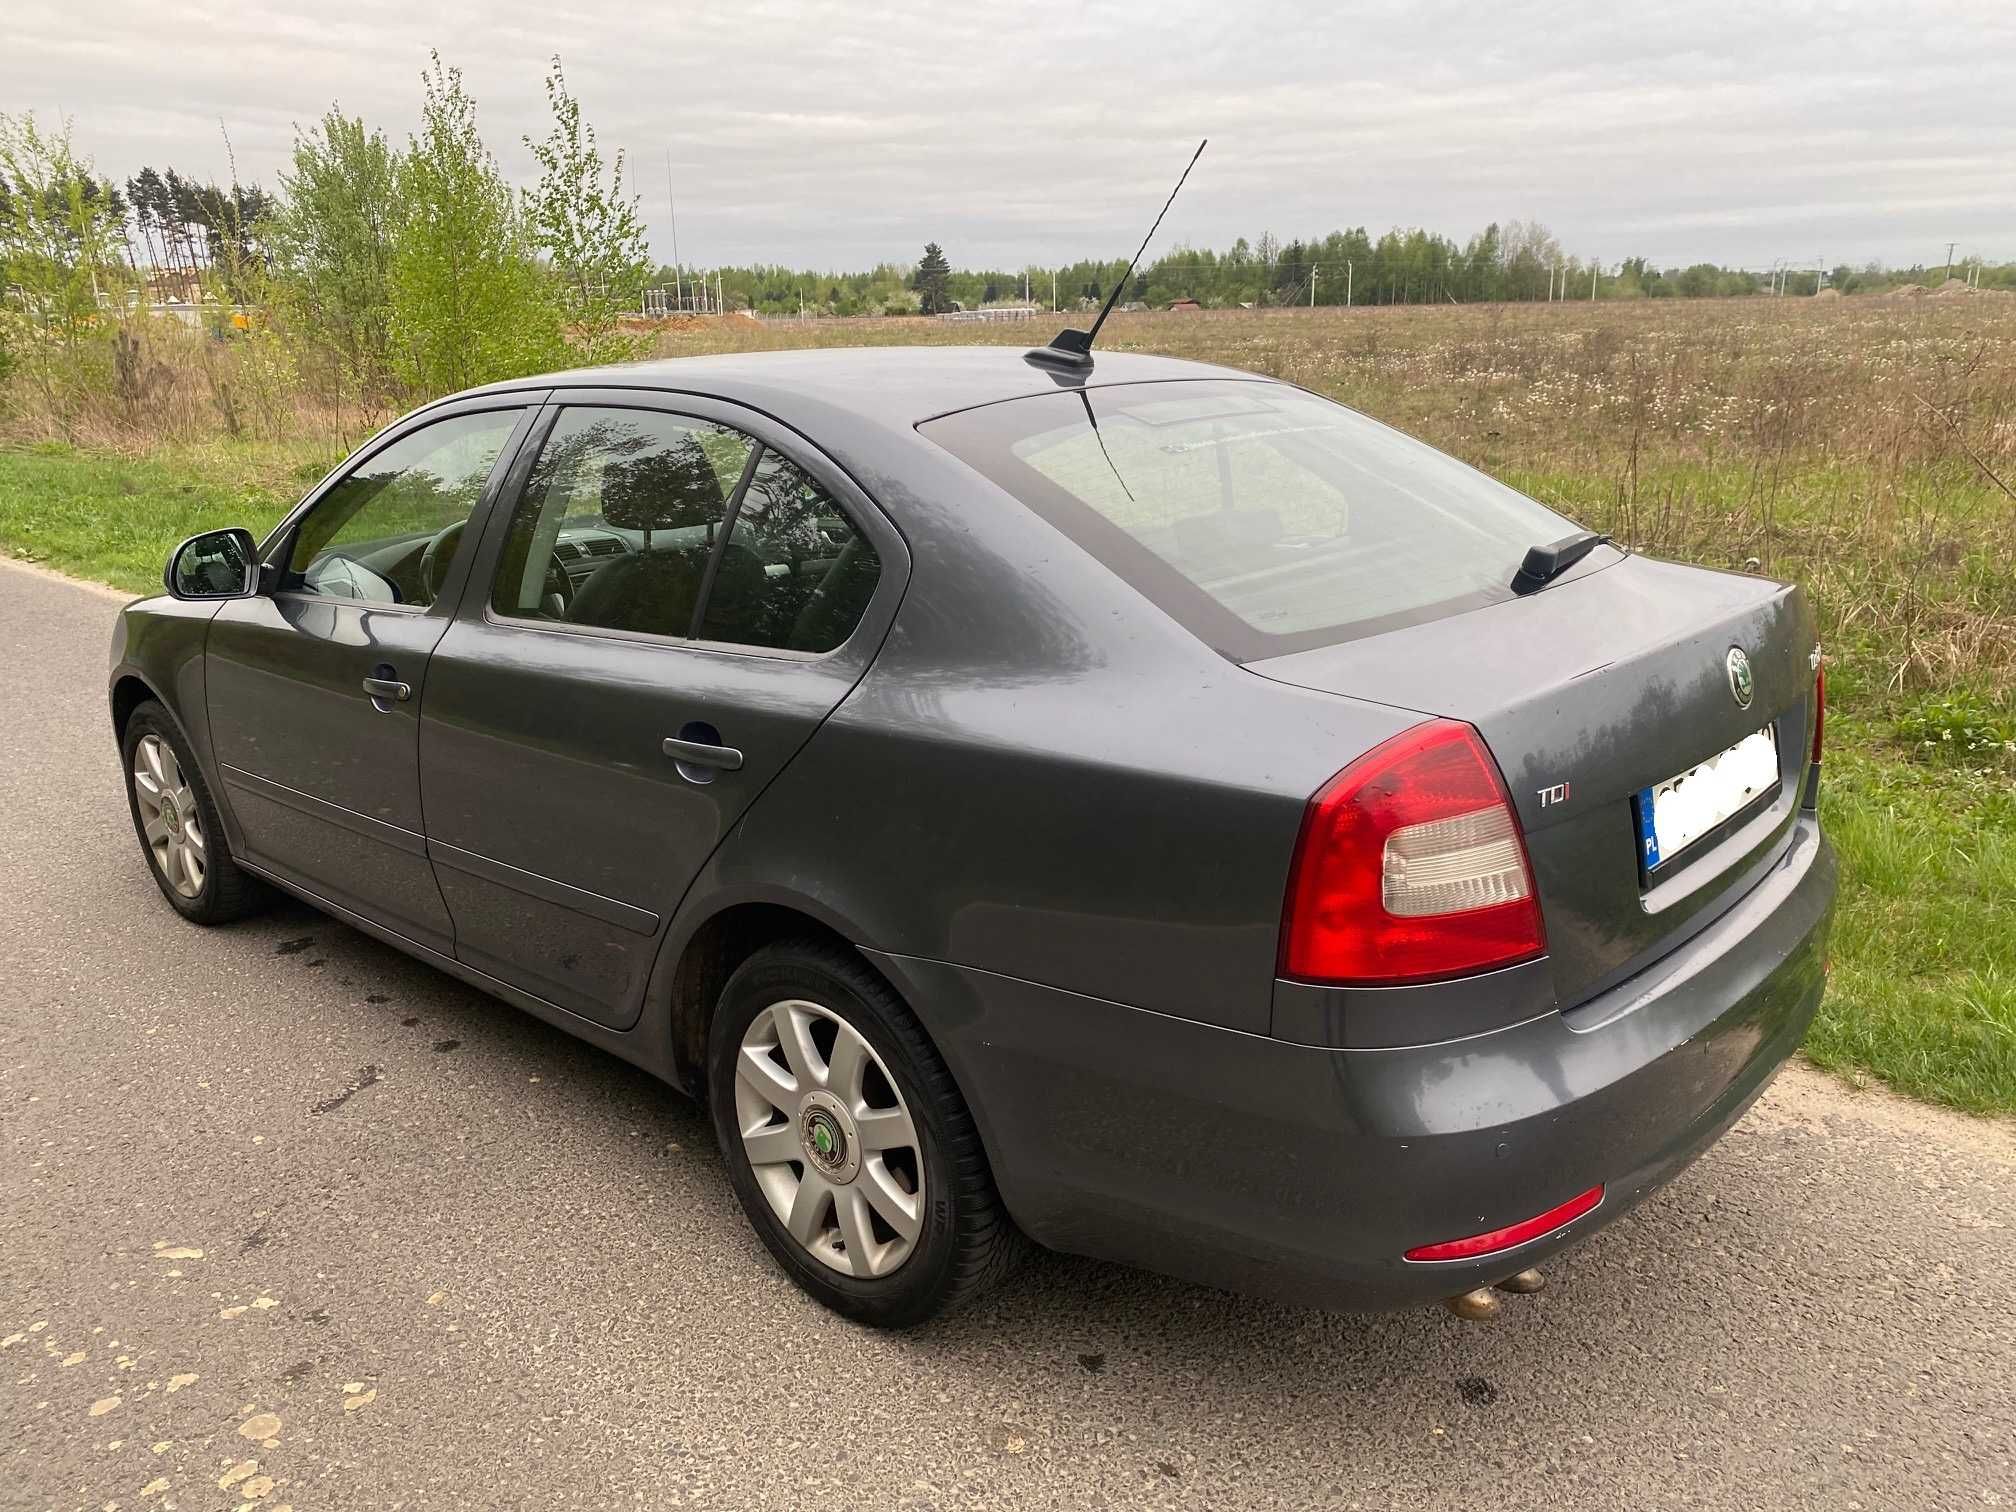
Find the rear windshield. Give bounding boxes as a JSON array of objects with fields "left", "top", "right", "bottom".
[{"left": 920, "top": 380, "right": 1577, "bottom": 658}]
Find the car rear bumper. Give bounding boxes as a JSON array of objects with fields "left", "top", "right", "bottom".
[{"left": 867, "top": 813, "right": 1835, "bottom": 1309}]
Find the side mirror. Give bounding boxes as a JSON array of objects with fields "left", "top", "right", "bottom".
[{"left": 165, "top": 527, "right": 261, "bottom": 600}]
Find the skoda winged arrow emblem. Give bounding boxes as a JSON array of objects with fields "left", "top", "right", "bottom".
[{"left": 1726, "top": 647, "right": 1755, "bottom": 709}]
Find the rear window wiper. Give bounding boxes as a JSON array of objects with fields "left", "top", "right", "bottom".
[{"left": 1511, "top": 530, "right": 1609, "bottom": 594}]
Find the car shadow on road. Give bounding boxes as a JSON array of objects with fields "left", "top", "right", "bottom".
[{"left": 248, "top": 894, "right": 1851, "bottom": 1434}]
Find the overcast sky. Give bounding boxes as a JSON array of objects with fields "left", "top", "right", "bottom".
[{"left": 8, "top": 0, "right": 2012, "bottom": 273}]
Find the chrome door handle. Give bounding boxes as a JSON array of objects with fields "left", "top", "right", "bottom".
[
  {"left": 361, "top": 676, "right": 411, "bottom": 703},
  {"left": 661, "top": 736, "right": 743, "bottom": 771}
]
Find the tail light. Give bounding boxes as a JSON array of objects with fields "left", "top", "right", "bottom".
[
  {"left": 1811, "top": 662, "right": 1825, "bottom": 764},
  {"left": 1281, "top": 719, "right": 1546, "bottom": 985}
]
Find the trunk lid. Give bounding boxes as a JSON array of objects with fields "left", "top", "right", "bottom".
[{"left": 1248, "top": 553, "right": 1820, "bottom": 1010}]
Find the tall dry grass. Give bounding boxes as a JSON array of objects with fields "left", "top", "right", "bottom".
[
  {"left": 7, "top": 294, "right": 2011, "bottom": 702},
  {"left": 651, "top": 298, "right": 2016, "bottom": 703}
]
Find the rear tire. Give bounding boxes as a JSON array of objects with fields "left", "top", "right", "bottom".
[
  {"left": 707, "top": 940, "right": 1023, "bottom": 1327},
  {"left": 121, "top": 700, "right": 266, "bottom": 925}
]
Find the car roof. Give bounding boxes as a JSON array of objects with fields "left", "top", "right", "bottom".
[{"left": 455, "top": 344, "right": 1261, "bottom": 432}]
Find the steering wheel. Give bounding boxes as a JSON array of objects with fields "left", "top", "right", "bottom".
[
  {"left": 417, "top": 519, "right": 466, "bottom": 605},
  {"left": 541, "top": 549, "right": 576, "bottom": 617}
]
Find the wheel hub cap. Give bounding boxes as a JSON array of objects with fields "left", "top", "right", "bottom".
[
  {"left": 798, "top": 1091, "right": 859, "bottom": 1183},
  {"left": 733, "top": 999, "right": 927, "bottom": 1279},
  {"left": 132, "top": 734, "right": 205, "bottom": 900}
]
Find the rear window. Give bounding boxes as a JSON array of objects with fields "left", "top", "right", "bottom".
[{"left": 920, "top": 380, "right": 1577, "bottom": 658}]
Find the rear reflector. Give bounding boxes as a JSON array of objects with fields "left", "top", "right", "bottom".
[
  {"left": 1404, "top": 1185, "right": 1605, "bottom": 1263},
  {"left": 1280, "top": 719, "right": 1546, "bottom": 984}
]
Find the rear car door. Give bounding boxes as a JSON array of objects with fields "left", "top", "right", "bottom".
[
  {"left": 206, "top": 398, "right": 539, "bottom": 952},
  {"left": 418, "top": 394, "right": 905, "bottom": 1028}
]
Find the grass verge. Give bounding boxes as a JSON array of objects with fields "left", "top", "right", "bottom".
[
  {"left": 0, "top": 440, "right": 334, "bottom": 593},
  {"left": 1812, "top": 725, "right": 2015, "bottom": 1115}
]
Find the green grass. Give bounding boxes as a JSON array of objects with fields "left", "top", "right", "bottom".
[
  {"left": 0, "top": 440, "right": 336, "bottom": 593},
  {"left": 1, "top": 438, "right": 2010, "bottom": 1118},
  {"left": 1810, "top": 725, "right": 2016, "bottom": 1115}
]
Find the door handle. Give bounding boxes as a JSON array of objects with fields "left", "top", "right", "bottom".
[
  {"left": 361, "top": 676, "right": 411, "bottom": 703},
  {"left": 661, "top": 735, "right": 743, "bottom": 771}
]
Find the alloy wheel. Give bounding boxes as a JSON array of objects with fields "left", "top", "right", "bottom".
[
  {"left": 734, "top": 998, "right": 926, "bottom": 1278},
  {"left": 132, "top": 733, "right": 206, "bottom": 899}
]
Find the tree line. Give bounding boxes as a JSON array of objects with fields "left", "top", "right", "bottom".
[{"left": 701, "top": 224, "right": 2014, "bottom": 319}]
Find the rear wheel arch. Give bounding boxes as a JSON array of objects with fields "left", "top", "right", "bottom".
[{"left": 667, "top": 901, "right": 882, "bottom": 1095}]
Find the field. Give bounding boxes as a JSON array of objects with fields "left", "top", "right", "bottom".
[{"left": 2, "top": 296, "right": 2011, "bottom": 1113}]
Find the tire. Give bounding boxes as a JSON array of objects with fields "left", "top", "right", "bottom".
[
  {"left": 121, "top": 700, "right": 267, "bottom": 925},
  {"left": 707, "top": 939, "right": 1023, "bottom": 1327}
]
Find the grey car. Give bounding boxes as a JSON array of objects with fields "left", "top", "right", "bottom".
[{"left": 108, "top": 347, "right": 1835, "bottom": 1327}]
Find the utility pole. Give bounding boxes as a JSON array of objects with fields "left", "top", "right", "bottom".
[
  {"left": 1310, "top": 266, "right": 1319, "bottom": 307},
  {"left": 1591, "top": 262, "right": 1599, "bottom": 300},
  {"left": 664, "top": 149, "right": 683, "bottom": 312},
  {"left": 1345, "top": 259, "right": 1352, "bottom": 307},
  {"left": 1944, "top": 241, "right": 1957, "bottom": 282}
]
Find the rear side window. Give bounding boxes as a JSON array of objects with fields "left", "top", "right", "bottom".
[
  {"left": 491, "top": 405, "right": 880, "bottom": 653},
  {"left": 698, "top": 450, "right": 881, "bottom": 654},
  {"left": 921, "top": 381, "right": 1575, "bottom": 657}
]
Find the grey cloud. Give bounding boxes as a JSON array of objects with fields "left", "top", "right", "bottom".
[{"left": 7, "top": 0, "right": 2011, "bottom": 271}]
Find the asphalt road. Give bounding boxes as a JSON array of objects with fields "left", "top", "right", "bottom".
[{"left": 3, "top": 556, "right": 2013, "bottom": 1512}]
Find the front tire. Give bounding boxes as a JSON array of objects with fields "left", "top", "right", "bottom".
[
  {"left": 121, "top": 700, "right": 266, "bottom": 925},
  {"left": 707, "top": 940, "right": 1022, "bottom": 1328}
]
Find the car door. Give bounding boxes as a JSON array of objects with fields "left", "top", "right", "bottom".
[
  {"left": 417, "top": 394, "right": 906, "bottom": 1028},
  {"left": 206, "top": 397, "right": 541, "bottom": 953}
]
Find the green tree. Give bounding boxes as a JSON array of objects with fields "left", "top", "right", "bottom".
[
  {"left": 0, "top": 112, "right": 132, "bottom": 427},
  {"left": 389, "top": 53, "right": 565, "bottom": 397},
  {"left": 913, "top": 241, "right": 950, "bottom": 314},
  {"left": 267, "top": 109, "right": 403, "bottom": 406},
  {"left": 523, "top": 57, "right": 650, "bottom": 364}
]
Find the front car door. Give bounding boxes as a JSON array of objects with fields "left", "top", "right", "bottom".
[
  {"left": 418, "top": 394, "right": 905, "bottom": 1027},
  {"left": 206, "top": 397, "right": 540, "bottom": 952}
]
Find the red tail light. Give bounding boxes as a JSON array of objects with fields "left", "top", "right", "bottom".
[
  {"left": 1280, "top": 719, "right": 1546, "bottom": 985},
  {"left": 1811, "top": 663, "right": 1825, "bottom": 764}
]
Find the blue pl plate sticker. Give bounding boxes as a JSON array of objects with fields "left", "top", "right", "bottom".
[{"left": 1636, "top": 788, "right": 1662, "bottom": 870}]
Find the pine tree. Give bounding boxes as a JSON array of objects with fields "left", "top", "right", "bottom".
[{"left": 914, "top": 241, "right": 950, "bottom": 314}]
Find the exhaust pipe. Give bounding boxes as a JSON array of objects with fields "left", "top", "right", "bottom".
[
  {"left": 1444, "top": 1268, "right": 1545, "bottom": 1320},
  {"left": 1444, "top": 1287, "right": 1501, "bottom": 1321}
]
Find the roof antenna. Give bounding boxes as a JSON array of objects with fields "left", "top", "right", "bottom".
[{"left": 1026, "top": 138, "right": 1207, "bottom": 373}]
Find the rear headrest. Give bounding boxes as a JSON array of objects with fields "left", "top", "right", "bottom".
[{"left": 598, "top": 440, "right": 729, "bottom": 533}]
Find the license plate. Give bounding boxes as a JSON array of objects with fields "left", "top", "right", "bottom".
[{"left": 1635, "top": 726, "right": 1778, "bottom": 872}]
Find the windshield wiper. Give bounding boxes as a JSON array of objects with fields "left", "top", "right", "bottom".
[{"left": 1511, "top": 530, "right": 1609, "bottom": 594}]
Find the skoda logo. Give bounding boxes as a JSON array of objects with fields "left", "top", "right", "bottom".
[{"left": 1726, "top": 647, "right": 1755, "bottom": 710}]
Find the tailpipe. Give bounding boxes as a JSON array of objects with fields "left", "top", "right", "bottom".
[
  {"left": 1444, "top": 1268, "right": 1545, "bottom": 1321},
  {"left": 1444, "top": 1287, "right": 1501, "bottom": 1322}
]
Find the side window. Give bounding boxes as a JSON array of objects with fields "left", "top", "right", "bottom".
[
  {"left": 285, "top": 410, "right": 521, "bottom": 606},
  {"left": 491, "top": 407, "right": 757, "bottom": 639},
  {"left": 698, "top": 451, "right": 882, "bottom": 653}
]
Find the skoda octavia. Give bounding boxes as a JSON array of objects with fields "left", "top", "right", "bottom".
[{"left": 109, "top": 347, "right": 1835, "bottom": 1326}]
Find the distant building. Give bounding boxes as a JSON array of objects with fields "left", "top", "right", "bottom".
[{"left": 1168, "top": 298, "right": 1203, "bottom": 313}]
